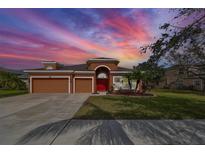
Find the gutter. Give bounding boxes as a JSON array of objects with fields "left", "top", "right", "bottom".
[{"left": 24, "top": 70, "right": 74, "bottom": 73}]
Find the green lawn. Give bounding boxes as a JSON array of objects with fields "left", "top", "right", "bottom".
[
  {"left": 74, "top": 89, "right": 205, "bottom": 120},
  {"left": 0, "top": 89, "right": 28, "bottom": 98}
]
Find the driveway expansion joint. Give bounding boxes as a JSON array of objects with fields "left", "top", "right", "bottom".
[{"left": 49, "top": 119, "right": 73, "bottom": 145}]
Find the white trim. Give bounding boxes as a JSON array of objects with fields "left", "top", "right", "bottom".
[
  {"left": 73, "top": 76, "right": 94, "bottom": 93},
  {"left": 24, "top": 69, "right": 131, "bottom": 74},
  {"left": 29, "top": 76, "right": 71, "bottom": 94},
  {"left": 110, "top": 71, "right": 131, "bottom": 74},
  {"left": 24, "top": 70, "right": 96, "bottom": 73},
  {"left": 75, "top": 71, "right": 95, "bottom": 74},
  {"left": 94, "top": 65, "right": 111, "bottom": 71},
  {"left": 29, "top": 77, "right": 32, "bottom": 94},
  {"left": 24, "top": 70, "right": 74, "bottom": 73}
]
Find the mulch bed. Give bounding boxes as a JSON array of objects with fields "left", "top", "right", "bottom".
[{"left": 109, "top": 90, "right": 154, "bottom": 97}]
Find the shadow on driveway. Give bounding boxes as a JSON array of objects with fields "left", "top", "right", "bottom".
[{"left": 16, "top": 119, "right": 205, "bottom": 145}]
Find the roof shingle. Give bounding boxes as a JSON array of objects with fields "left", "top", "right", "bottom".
[{"left": 25, "top": 64, "right": 132, "bottom": 72}]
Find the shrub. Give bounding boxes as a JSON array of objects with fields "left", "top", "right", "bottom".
[{"left": 0, "top": 71, "right": 26, "bottom": 90}]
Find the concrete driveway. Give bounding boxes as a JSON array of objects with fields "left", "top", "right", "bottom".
[
  {"left": 52, "top": 119, "right": 205, "bottom": 145},
  {"left": 0, "top": 93, "right": 89, "bottom": 144},
  {"left": 0, "top": 94, "right": 205, "bottom": 145}
]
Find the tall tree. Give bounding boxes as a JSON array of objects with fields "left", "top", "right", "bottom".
[
  {"left": 141, "top": 9, "right": 205, "bottom": 91},
  {"left": 133, "top": 62, "right": 164, "bottom": 89}
]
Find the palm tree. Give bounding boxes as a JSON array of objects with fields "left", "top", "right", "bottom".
[
  {"left": 0, "top": 71, "right": 26, "bottom": 90},
  {"left": 125, "top": 73, "right": 133, "bottom": 90}
]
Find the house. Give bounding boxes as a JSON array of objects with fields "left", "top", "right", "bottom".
[
  {"left": 24, "top": 57, "right": 132, "bottom": 93},
  {"left": 158, "top": 65, "right": 205, "bottom": 91}
]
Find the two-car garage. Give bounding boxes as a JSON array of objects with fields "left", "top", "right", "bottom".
[{"left": 30, "top": 76, "right": 93, "bottom": 93}]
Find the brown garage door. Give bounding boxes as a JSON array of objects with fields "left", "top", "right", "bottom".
[
  {"left": 75, "top": 78, "right": 92, "bottom": 93},
  {"left": 32, "top": 78, "right": 69, "bottom": 93}
]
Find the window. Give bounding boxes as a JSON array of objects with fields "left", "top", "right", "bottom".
[
  {"left": 193, "top": 79, "right": 201, "bottom": 87},
  {"left": 46, "top": 66, "right": 54, "bottom": 70},
  {"left": 97, "top": 73, "right": 108, "bottom": 79},
  {"left": 114, "top": 77, "right": 121, "bottom": 82},
  {"left": 113, "top": 76, "right": 123, "bottom": 90},
  {"left": 193, "top": 79, "right": 202, "bottom": 90},
  {"left": 113, "top": 76, "right": 136, "bottom": 90}
]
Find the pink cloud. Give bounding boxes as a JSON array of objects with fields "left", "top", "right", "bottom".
[{"left": 0, "top": 9, "right": 154, "bottom": 69}]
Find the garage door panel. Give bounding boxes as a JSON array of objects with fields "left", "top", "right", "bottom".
[
  {"left": 32, "top": 78, "right": 69, "bottom": 93},
  {"left": 75, "top": 78, "right": 92, "bottom": 93}
]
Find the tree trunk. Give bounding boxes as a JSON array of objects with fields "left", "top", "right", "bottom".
[{"left": 128, "top": 78, "right": 132, "bottom": 90}]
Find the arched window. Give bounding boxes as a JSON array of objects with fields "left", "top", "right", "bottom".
[{"left": 97, "top": 72, "right": 108, "bottom": 79}]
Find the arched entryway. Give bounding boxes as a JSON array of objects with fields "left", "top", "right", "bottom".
[{"left": 95, "top": 66, "right": 110, "bottom": 92}]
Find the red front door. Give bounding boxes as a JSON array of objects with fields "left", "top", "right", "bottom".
[{"left": 97, "top": 79, "right": 109, "bottom": 91}]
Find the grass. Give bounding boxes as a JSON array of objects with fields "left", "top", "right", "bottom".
[
  {"left": 153, "top": 88, "right": 204, "bottom": 95},
  {"left": 0, "top": 89, "right": 28, "bottom": 98},
  {"left": 74, "top": 89, "right": 205, "bottom": 120}
]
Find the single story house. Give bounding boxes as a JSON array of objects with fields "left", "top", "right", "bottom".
[{"left": 24, "top": 57, "right": 132, "bottom": 93}]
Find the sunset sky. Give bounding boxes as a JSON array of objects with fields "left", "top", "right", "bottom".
[{"left": 0, "top": 9, "right": 175, "bottom": 69}]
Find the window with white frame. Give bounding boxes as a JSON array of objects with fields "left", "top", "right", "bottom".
[
  {"left": 114, "top": 76, "right": 121, "bottom": 82},
  {"left": 113, "top": 76, "right": 123, "bottom": 90},
  {"left": 113, "top": 76, "right": 136, "bottom": 90}
]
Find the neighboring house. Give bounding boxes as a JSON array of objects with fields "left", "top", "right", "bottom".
[
  {"left": 158, "top": 65, "right": 205, "bottom": 91},
  {"left": 24, "top": 57, "right": 132, "bottom": 93}
]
